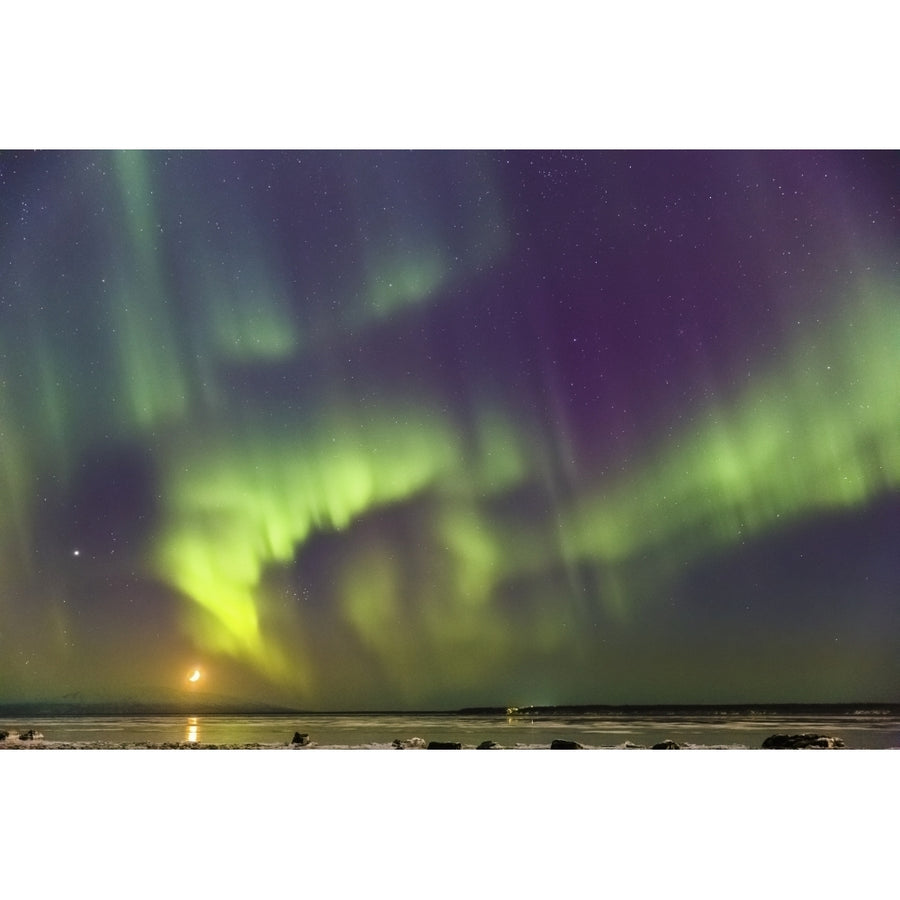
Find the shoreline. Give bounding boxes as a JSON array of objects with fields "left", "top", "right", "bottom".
[
  {"left": 4, "top": 713, "right": 893, "bottom": 749},
  {"left": 0, "top": 738, "right": 857, "bottom": 750}
]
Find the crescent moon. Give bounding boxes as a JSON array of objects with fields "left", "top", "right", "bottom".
[{"left": 188, "top": 669, "right": 201, "bottom": 682}]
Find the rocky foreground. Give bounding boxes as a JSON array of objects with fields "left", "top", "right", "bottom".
[{"left": 1, "top": 728, "right": 847, "bottom": 749}]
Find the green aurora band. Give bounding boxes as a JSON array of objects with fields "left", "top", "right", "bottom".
[
  {"left": 149, "top": 276, "right": 898, "bottom": 698},
  {"left": 153, "top": 401, "right": 528, "bottom": 693},
  {"left": 566, "top": 277, "right": 900, "bottom": 609}
]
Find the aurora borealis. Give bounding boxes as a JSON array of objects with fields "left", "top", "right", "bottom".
[{"left": 1, "top": 150, "right": 897, "bottom": 709}]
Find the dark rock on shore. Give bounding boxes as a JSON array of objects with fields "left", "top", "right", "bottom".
[
  {"left": 291, "top": 732, "right": 310, "bottom": 745},
  {"left": 19, "top": 729, "right": 40, "bottom": 741},
  {"left": 476, "top": 740, "right": 502, "bottom": 749},
  {"left": 651, "top": 740, "right": 681, "bottom": 749},
  {"left": 550, "top": 739, "right": 583, "bottom": 749},
  {"left": 427, "top": 740, "right": 462, "bottom": 749},
  {"left": 0, "top": 730, "right": 8, "bottom": 741},
  {"left": 762, "top": 733, "right": 844, "bottom": 749}
]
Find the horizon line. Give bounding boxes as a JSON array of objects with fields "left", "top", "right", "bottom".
[{"left": 1, "top": 700, "right": 898, "bottom": 717}]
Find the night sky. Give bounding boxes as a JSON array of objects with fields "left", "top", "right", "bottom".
[{"left": 1, "top": 149, "right": 897, "bottom": 709}]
